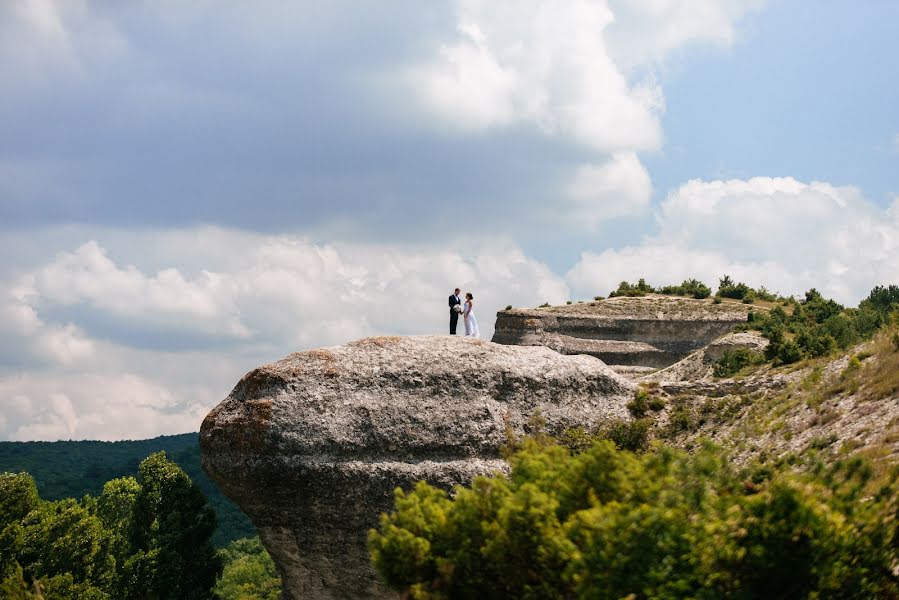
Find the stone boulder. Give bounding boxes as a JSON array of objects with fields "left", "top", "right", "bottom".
[{"left": 200, "top": 335, "right": 634, "bottom": 600}]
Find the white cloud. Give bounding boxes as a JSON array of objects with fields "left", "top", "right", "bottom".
[
  {"left": 605, "top": 0, "right": 763, "bottom": 70},
  {"left": 411, "top": 0, "right": 663, "bottom": 153},
  {"left": 567, "top": 177, "right": 899, "bottom": 303},
  {"left": 0, "top": 372, "right": 212, "bottom": 441},
  {"left": 30, "top": 241, "right": 249, "bottom": 339},
  {"left": 409, "top": 0, "right": 760, "bottom": 153},
  {"left": 0, "top": 229, "right": 570, "bottom": 440},
  {"left": 564, "top": 152, "right": 652, "bottom": 228}
]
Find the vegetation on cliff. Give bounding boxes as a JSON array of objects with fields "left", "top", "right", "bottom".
[
  {"left": 370, "top": 436, "right": 899, "bottom": 599},
  {"left": 737, "top": 285, "right": 899, "bottom": 365}
]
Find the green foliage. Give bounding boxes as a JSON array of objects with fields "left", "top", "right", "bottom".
[
  {"left": 0, "top": 563, "right": 44, "bottom": 599},
  {"left": 743, "top": 285, "right": 899, "bottom": 365},
  {"left": 626, "top": 389, "right": 650, "bottom": 417},
  {"left": 370, "top": 440, "right": 899, "bottom": 599},
  {"left": 602, "top": 419, "right": 652, "bottom": 453},
  {"left": 859, "top": 284, "right": 899, "bottom": 314},
  {"left": 713, "top": 348, "right": 765, "bottom": 378},
  {"left": 717, "top": 275, "right": 755, "bottom": 300},
  {"left": 0, "top": 433, "right": 253, "bottom": 546},
  {"left": 126, "top": 452, "right": 221, "bottom": 599},
  {"left": 1, "top": 452, "right": 224, "bottom": 599},
  {"left": 504, "top": 305, "right": 512, "bottom": 310},
  {"left": 658, "top": 278, "right": 712, "bottom": 299},
  {"left": 213, "top": 538, "right": 281, "bottom": 600},
  {"left": 0, "top": 474, "right": 39, "bottom": 532},
  {"left": 609, "top": 278, "right": 654, "bottom": 297}
]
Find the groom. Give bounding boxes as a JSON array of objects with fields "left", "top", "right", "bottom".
[{"left": 448, "top": 288, "right": 461, "bottom": 334}]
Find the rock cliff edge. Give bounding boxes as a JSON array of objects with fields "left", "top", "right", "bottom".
[{"left": 200, "top": 335, "right": 634, "bottom": 599}]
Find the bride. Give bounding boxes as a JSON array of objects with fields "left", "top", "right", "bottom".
[{"left": 463, "top": 293, "right": 480, "bottom": 338}]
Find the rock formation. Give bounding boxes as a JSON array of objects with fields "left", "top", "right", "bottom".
[
  {"left": 200, "top": 335, "right": 634, "bottom": 599},
  {"left": 492, "top": 295, "right": 753, "bottom": 373}
]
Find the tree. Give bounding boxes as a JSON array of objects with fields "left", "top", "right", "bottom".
[
  {"left": 4, "top": 498, "right": 115, "bottom": 598},
  {"left": 213, "top": 537, "right": 281, "bottom": 600},
  {"left": 125, "top": 452, "right": 221, "bottom": 600},
  {"left": 0, "top": 474, "right": 39, "bottom": 530}
]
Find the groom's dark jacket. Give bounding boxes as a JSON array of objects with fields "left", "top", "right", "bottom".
[{"left": 449, "top": 294, "right": 461, "bottom": 312}]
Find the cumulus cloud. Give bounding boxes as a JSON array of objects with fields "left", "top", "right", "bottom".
[
  {"left": 563, "top": 153, "right": 652, "bottom": 228},
  {"left": 0, "top": 1, "right": 763, "bottom": 237},
  {"left": 567, "top": 177, "right": 899, "bottom": 303},
  {"left": 0, "top": 372, "right": 213, "bottom": 441},
  {"left": 410, "top": 0, "right": 663, "bottom": 153},
  {"left": 0, "top": 228, "right": 569, "bottom": 440}
]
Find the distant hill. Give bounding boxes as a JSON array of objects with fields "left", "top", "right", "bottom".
[{"left": 0, "top": 432, "right": 254, "bottom": 546}]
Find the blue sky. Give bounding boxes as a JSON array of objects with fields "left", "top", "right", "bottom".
[{"left": 1, "top": 0, "right": 897, "bottom": 440}]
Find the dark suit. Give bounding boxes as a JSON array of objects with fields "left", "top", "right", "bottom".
[{"left": 449, "top": 294, "right": 461, "bottom": 334}]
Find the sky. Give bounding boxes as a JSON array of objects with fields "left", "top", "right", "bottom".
[{"left": 1, "top": 0, "right": 898, "bottom": 441}]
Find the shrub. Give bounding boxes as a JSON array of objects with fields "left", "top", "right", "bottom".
[
  {"left": 658, "top": 278, "right": 712, "bottom": 299},
  {"left": 602, "top": 419, "right": 652, "bottom": 453},
  {"left": 892, "top": 332, "right": 899, "bottom": 352},
  {"left": 626, "top": 389, "right": 650, "bottom": 418},
  {"left": 370, "top": 441, "right": 899, "bottom": 599},
  {"left": 777, "top": 339, "right": 803, "bottom": 364},
  {"left": 717, "top": 275, "right": 755, "bottom": 300},
  {"left": 593, "top": 296, "right": 604, "bottom": 301},
  {"left": 713, "top": 348, "right": 765, "bottom": 378},
  {"left": 647, "top": 396, "right": 665, "bottom": 412},
  {"left": 609, "top": 279, "right": 654, "bottom": 297},
  {"left": 504, "top": 305, "right": 512, "bottom": 310},
  {"left": 713, "top": 296, "right": 722, "bottom": 304}
]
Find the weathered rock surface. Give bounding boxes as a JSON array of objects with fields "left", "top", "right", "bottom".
[
  {"left": 493, "top": 295, "right": 753, "bottom": 372},
  {"left": 200, "top": 336, "right": 634, "bottom": 600},
  {"left": 641, "top": 331, "right": 770, "bottom": 384}
]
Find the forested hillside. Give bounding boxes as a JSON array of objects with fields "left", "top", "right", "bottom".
[{"left": 0, "top": 433, "right": 253, "bottom": 546}]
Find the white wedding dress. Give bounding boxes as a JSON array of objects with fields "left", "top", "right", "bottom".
[{"left": 463, "top": 300, "right": 480, "bottom": 338}]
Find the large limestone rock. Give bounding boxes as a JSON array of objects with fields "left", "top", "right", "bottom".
[
  {"left": 200, "top": 335, "right": 634, "bottom": 600},
  {"left": 493, "top": 295, "right": 753, "bottom": 372}
]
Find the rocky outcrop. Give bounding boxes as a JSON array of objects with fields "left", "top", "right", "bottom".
[
  {"left": 493, "top": 295, "right": 753, "bottom": 372},
  {"left": 200, "top": 336, "right": 634, "bottom": 600},
  {"left": 641, "top": 331, "right": 770, "bottom": 384}
]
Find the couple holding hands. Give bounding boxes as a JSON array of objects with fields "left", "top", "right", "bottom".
[{"left": 448, "top": 288, "right": 479, "bottom": 337}]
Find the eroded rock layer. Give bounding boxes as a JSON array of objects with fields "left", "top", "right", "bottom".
[
  {"left": 493, "top": 295, "right": 753, "bottom": 370},
  {"left": 200, "top": 335, "right": 634, "bottom": 599}
]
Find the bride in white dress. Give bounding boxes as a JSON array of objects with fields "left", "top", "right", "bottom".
[{"left": 463, "top": 293, "right": 480, "bottom": 338}]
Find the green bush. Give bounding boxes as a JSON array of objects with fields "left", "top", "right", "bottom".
[
  {"left": 609, "top": 278, "right": 654, "bottom": 297},
  {"left": 213, "top": 538, "right": 281, "bottom": 600},
  {"left": 626, "top": 389, "right": 651, "bottom": 417},
  {"left": 777, "top": 339, "right": 803, "bottom": 364},
  {"left": 658, "top": 278, "right": 712, "bottom": 299},
  {"left": 370, "top": 441, "right": 899, "bottom": 599},
  {"left": 601, "top": 419, "right": 652, "bottom": 453},
  {"left": 713, "top": 348, "right": 765, "bottom": 377},
  {"left": 717, "top": 275, "right": 755, "bottom": 300}
]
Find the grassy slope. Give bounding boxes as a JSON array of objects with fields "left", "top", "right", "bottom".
[
  {"left": 655, "top": 323, "right": 899, "bottom": 474},
  {"left": 0, "top": 432, "right": 254, "bottom": 546}
]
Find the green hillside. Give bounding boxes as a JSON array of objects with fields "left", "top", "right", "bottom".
[{"left": 0, "top": 432, "right": 253, "bottom": 546}]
